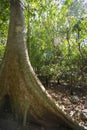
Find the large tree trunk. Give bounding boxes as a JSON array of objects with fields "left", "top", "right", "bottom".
[{"left": 0, "top": 0, "right": 85, "bottom": 130}]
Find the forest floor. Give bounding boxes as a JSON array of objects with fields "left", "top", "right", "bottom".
[
  {"left": 0, "top": 82, "right": 86, "bottom": 130},
  {"left": 46, "top": 83, "right": 87, "bottom": 130}
]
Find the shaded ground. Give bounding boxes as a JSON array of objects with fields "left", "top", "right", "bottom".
[
  {"left": 0, "top": 118, "right": 69, "bottom": 130},
  {"left": 0, "top": 113, "right": 70, "bottom": 130},
  {"left": 0, "top": 97, "right": 71, "bottom": 130},
  {"left": 0, "top": 83, "right": 86, "bottom": 130},
  {"left": 46, "top": 83, "right": 87, "bottom": 130}
]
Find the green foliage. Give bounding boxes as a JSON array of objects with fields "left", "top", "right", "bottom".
[
  {"left": 0, "top": 0, "right": 9, "bottom": 44},
  {"left": 0, "top": 0, "right": 87, "bottom": 87},
  {"left": 0, "top": 44, "right": 5, "bottom": 64}
]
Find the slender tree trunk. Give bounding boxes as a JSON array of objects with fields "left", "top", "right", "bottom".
[
  {"left": 0, "top": 0, "right": 85, "bottom": 130},
  {"left": 26, "top": 4, "right": 31, "bottom": 58},
  {"left": 66, "top": 28, "right": 73, "bottom": 92}
]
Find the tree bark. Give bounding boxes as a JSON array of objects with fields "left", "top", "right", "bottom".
[{"left": 0, "top": 0, "right": 85, "bottom": 130}]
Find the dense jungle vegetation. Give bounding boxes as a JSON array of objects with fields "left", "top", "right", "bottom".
[{"left": 0, "top": 0, "right": 87, "bottom": 89}]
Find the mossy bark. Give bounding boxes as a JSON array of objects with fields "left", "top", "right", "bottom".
[{"left": 0, "top": 0, "right": 85, "bottom": 130}]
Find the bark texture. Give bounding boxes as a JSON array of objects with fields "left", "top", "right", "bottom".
[{"left": 0, "top": 0, "right": 85, "bottom": 130}]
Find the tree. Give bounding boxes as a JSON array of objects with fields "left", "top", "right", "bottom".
[
  {"left": 0, "top": 0, "right": 85, "bottom": 130},
  {"left": 0, "top": 0, "right": 9, "bottom": 45}
]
